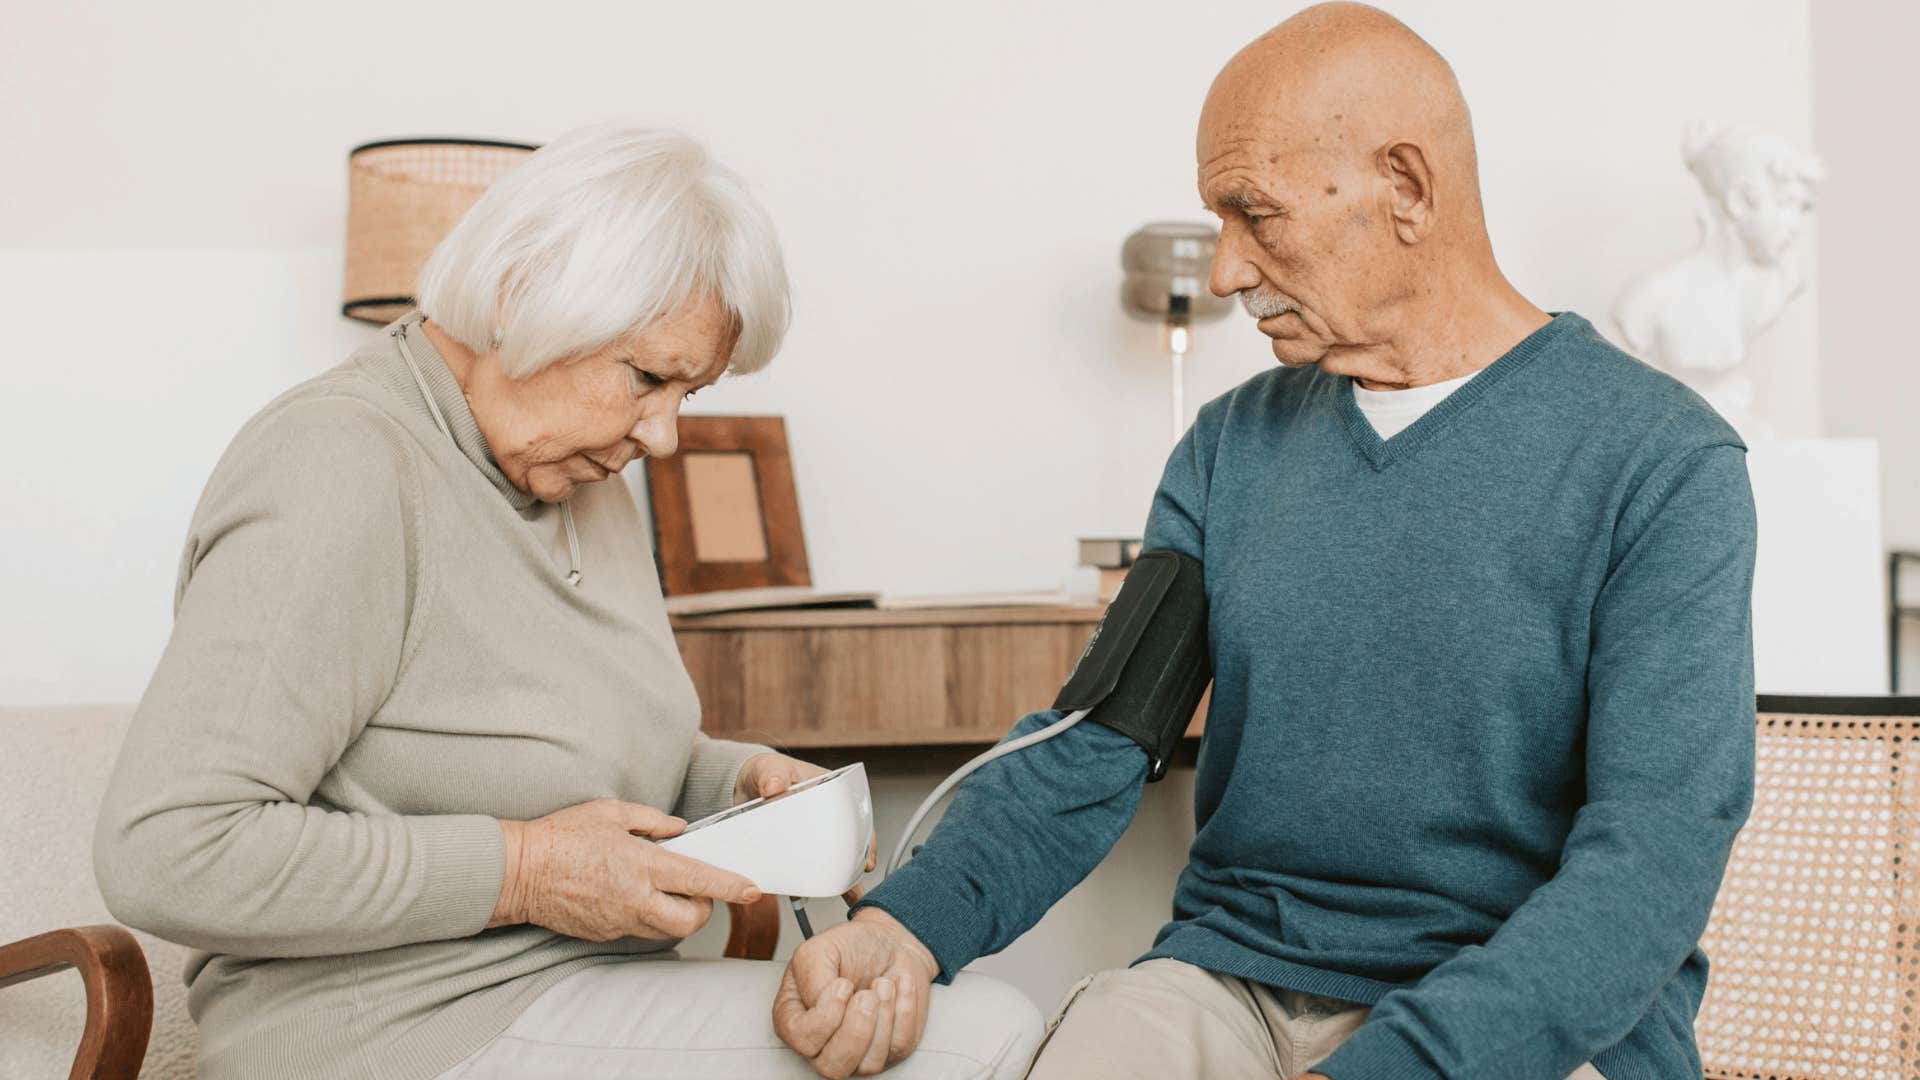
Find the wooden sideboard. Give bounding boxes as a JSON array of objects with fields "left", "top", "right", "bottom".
[{"left": 674, "top": 604, "right": 1106, "bottom": 749}]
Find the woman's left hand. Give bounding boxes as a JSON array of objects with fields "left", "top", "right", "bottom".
[
  {"left": 735, "top": 752, "right": 829, "bottom": 804},
  {"left": 735, "top": 753, "right": 878, "bottom": 898}
]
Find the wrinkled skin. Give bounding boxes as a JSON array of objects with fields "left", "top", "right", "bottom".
[{"left": 423, "top": 292, "right": 737, "bottom": 502}]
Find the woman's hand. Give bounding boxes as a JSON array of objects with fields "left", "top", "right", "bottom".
[
  {"left": 734, "top": 751, "right": 831, "bottom": 804},
  {"left": 490, "top": 799, "right": 761, "bottom": 941},
  {"left": 736, "top": 753, "right": 878, "bottom": 897}
]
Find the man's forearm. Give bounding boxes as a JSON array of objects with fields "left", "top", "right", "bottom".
[
  {"left": 854, "top": 711, "right": 1149, "bottom": 980},
  {"left": 1312, "top": 800, "right": 1743, "bottom": 1079}
]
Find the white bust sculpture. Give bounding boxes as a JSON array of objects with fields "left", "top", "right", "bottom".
[{"left": 1613, "top": 123, "right": 1824, "bottom": 438}]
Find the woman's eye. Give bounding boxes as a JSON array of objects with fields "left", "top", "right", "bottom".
[
  {"left": 628, "top": 366, "right": 667, "bottom": 393},
  {"left": 683, "top": 387, "right": 699, "bottom": 401}
]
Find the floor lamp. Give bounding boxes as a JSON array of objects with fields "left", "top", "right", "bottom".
[{"left": 1120, "top": 222, "right": 1234, "bottom": 442}]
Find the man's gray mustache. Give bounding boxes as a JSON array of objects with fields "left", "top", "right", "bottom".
[{"left": 1240, "top": 289, "right": 1296, "bottom": 319}]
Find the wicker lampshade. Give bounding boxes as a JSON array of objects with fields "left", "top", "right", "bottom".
[{"left": 341, "top": 137, "right": 538, "bottom": 324}]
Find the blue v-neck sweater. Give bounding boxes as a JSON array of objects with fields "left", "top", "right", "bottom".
[{"left": 860, "top": 314, "right": 1757, "bottom": 1080}]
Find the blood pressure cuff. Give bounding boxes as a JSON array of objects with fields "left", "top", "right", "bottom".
[{"left": 1052, "top": 550, "right": 1212, "bottom": 780}]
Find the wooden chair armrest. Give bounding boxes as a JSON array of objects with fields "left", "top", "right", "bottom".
[
  {"left": 724, "top": 896, "right": 781, "bottom": 961},
  {"left": 0, "top": 925, "right": 152, "bottom": 1080}
]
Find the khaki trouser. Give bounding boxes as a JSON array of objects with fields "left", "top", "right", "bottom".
[
  {"left": 1026, "top": 958, "right": 1605, "bottom": 1080},
  {"left": 435, "top": 957, "right": 1044, "bottom": 1079}
]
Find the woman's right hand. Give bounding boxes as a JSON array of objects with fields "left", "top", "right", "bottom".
[{"left": 489, "top": 798, "right": 762, "bottom": 941}]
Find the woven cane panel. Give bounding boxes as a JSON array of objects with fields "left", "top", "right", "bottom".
[
  {"left": 1697, "top": 711, "right": 1920, "bottom": 1079},
  {"left": 343, "top": 143, "right": 532, "bottom": 322}
]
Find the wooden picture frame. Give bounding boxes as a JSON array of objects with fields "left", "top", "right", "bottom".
[{"left": 646, "top": 416, "right": 812, "bottom": 596}]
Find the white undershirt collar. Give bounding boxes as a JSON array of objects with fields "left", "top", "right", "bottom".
[{"left": 1351, "top": 370, "right": 1479, "bottom": 441}]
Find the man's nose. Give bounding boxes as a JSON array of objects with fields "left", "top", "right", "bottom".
[
  {"left": 1209, "top": 221, "right": 1262, "bottom": 298},
  {"left": 631, "top": 401, "right": 680, "bottom": 459}
]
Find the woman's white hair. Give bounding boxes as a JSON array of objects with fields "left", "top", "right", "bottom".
[{"left": 416, "top": 122, "right": 790, "bottom": 378}]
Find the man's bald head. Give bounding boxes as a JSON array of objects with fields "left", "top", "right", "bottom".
[
  {"left": 1198, "top": 4, "right": 1512, "bottom": 378},
  {"left": 1202, "top": 3, "right": 1481, "bottom": 222}
]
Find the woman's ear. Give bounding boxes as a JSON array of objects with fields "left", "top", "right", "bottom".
[{"left": 1379, "top": 141, "right": 1437, "bottom": 245}]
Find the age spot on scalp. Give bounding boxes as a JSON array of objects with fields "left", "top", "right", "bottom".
[{"left": 1324, "top": 184, "right": 1339, "bottom": 196}]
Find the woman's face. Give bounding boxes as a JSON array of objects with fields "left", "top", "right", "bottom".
[{"left": 457, "top": 293, "right": 738, "bottom": 502}]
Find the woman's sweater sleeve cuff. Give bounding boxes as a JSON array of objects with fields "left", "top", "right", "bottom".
[
  {"left": 677, "top": 737, "right": 774, "bottom": 823},
  {"left": 399, "top": 814, "right": 508, "bottom": 942}
]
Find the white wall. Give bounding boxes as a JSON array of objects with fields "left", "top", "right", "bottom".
[
  {"left": 0, "top": 0, "right": 1818, "bottom": 706},
  {"left": 0, "top": 0, "right": 1822, "bottom": 1013},
  {"left": 1810, "top": 2, "right": 1920, "bottom": 688}
]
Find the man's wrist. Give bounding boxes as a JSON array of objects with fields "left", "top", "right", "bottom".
[{"left": 852, "top": 906, "right": 940, "bottom": 981}]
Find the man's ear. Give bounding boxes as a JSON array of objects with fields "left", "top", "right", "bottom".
[{"left": 1379, "top": 141, "right": 1436, "bottom": 244}]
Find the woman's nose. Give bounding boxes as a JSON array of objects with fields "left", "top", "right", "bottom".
[{"left": 631, "top": 403, "right": 680, "bottom": 459}]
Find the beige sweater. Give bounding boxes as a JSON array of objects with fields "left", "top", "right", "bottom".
[{"left": 93, "top": 316, "right": 770, "bottom": 1080}]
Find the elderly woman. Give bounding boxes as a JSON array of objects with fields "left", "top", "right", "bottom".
[{"left": 94, "top": 123, "right": 1042, "bottom": 1080}]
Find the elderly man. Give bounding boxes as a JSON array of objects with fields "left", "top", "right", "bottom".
[{"left": 773, "top": 5, "right": 1755, "bottom": 1079}]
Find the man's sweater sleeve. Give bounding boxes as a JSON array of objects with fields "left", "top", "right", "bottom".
[
  {"left": 853, "top": 415, "right": 1218, "bottom": 979},
  {"left": 1315, "top": 443, "right": 1758, "bottom": 1080},
  {"left": 93, "top": 399, "right": 505, "bottom": 958},
  {"left": 853, "top": 713, "right": 1150, "bottom": 980}
]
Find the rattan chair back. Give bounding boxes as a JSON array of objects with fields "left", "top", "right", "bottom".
[{"left": 1698, "top": 695, "right": 1920, "bottom": 1079}]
